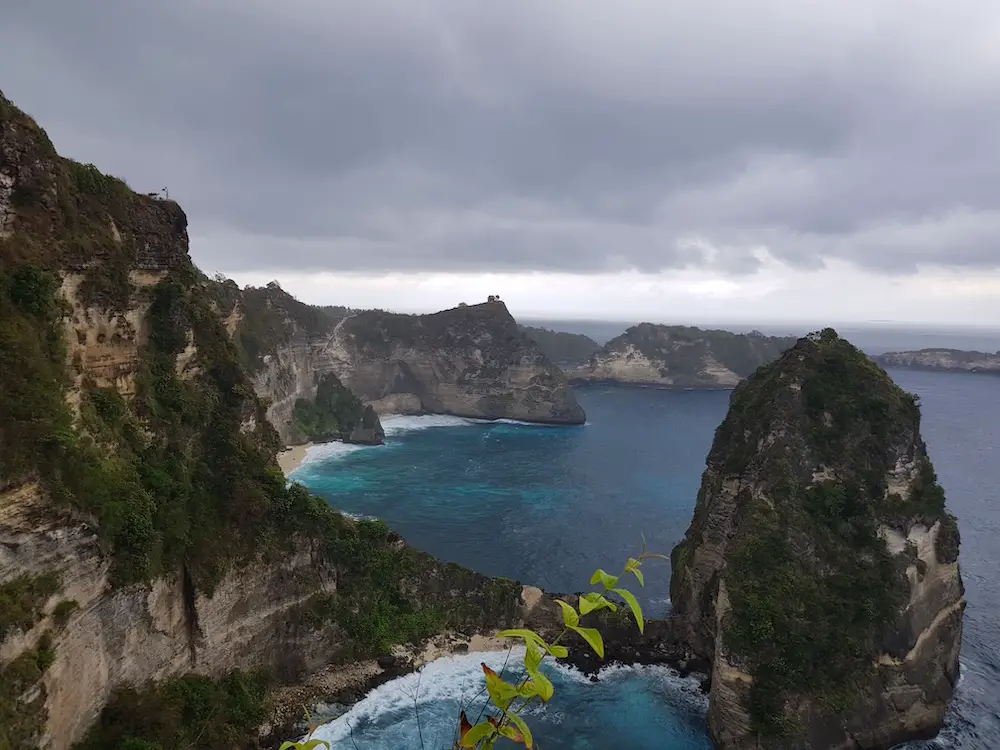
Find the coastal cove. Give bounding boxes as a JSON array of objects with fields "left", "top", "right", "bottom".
[{"left": 287, "top": 372, "right": 1000, "bottom": 749}]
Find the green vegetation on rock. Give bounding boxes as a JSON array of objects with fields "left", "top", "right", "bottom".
[
  {"left": 519, "top": 325, "right": 601, "bottom": 365},
  {"left": 1, "top": 633, "right": 57, "bottom": 750},
  {"left": 0, "top": 573, "right": 61, "bottom": 641},
  {"left": 674, "top": 329, "right": 954, "bottom": 739},
  {"left": 74, "top": 670, "right": 271, "bottom": 750},
  {"left": 235, "top": 282, "right": 346, "bottom": 372},
  {"left": 0, "top": 91, "right": 523, "bottom": 749},
  {"left": 301, "top": 517, "right": 521, "bottom": 659},
  {"left": 291, "top": 373, "right": 365, "bottom": 443}
]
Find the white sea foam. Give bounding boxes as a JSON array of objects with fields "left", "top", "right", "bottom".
[
  {"left": 340, "top": 511, "right": 380, "bottom": 522},
  {"left": 380, "top": 414, "right": 587, "bottom": 436},
  {"left": 304, "top": 649, "right": 707, "bottom": 746},
  {"left": 308, "top": 649, "right": 526, "bottom": 745},
  {"left": 297, "top": 440, "right": 372, "bottom": 469},
  {"left": 468, "top": 417, "right": 580, "bottom": 428},
  {"left": 381, "top": 414, "right": 478, "bottom": 435}
]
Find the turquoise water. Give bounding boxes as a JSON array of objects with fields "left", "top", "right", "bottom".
[{"left": 292, "top": 371, "right": 1000, "bottom": 748}]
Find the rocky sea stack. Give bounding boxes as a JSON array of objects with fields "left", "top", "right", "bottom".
[{"left": 670, "top": 329, "right": 965, "bottom": 749}]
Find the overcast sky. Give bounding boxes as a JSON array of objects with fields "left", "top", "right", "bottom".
[{"left": 3, "top": 0, "right": 1000, "bottom": 325}]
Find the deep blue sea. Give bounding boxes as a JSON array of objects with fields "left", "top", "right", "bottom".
[{"left": 291, "top": 369, "right": 1000, "bottom": 749}]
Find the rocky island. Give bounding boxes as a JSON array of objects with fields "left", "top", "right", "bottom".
[
  {"left": 569, "top": 323, "right": 797, "bottom": 388},
  {"left": 873, "top": 348, "right": 1000, "bottom": 374},
  {"left": 670, "top": 329, "right": 964, "bottom": 748}
]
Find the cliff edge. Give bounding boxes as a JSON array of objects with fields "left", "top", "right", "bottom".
[
  {"left": 329, "top": 302, "right": 586, "bottom": 424},
  {"left": 569, "top": 323, "right": 797, "bottom": 388},
  {"left": 0, "top": 91, "right": 525, "bottom": 749},
  {"left": 669, "top": 329, "right": 964, "bottom": 749}
]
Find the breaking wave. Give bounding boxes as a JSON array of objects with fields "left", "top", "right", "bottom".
[{"left": 305, "top": 649, "right": 709, "bottom": 749}]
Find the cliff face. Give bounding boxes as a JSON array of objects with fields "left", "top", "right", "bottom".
[
  {"left": 331, "top": 303, "right": 586, "bottom": 424},
  {"left": 0, "top": 92, "right": 524, "bottom": 749},
  {"left": 569, "top": 323, "right": 797, "bottom": 387},
  {"left": 245, "top": 294, "right": 586, "bottom": 428},
  {"left": 873, "top": 348, "right": 1000, "bottom": 374},
  {"left": 670, "top": 330, "right": 964, "bottom": 749}
]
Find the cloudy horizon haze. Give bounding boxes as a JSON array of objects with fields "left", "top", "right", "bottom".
[{"left": 3, "top": 0, "right": 1000, "bottom": 327}]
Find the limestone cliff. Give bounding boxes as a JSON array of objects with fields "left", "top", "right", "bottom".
[
  {"left": 330, "top": 303, "right": 586, "bottom": 423},
  {"left": 873, "top": 348, "right": 1000, "bottom": 374},
  {"left": 242, "top": 291, "right": 586, "bottom": 429},
  {"left": 669, "top": 329, "right": 964, "bottom": 749},
  {"left": 569, "top": 323, "right": 797, "bottom": 387},
  {"left": 0, "top": 91, "right": 524, "bottom": 749}
]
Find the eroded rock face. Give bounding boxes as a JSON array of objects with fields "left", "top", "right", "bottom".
[
  {"left": 247, "top": 294, "right": 586, "bottom": 430},
  {"left": 331, "top": 303, "right": 586, "bottom": 424},
  {"left": 669, "top": 330, "right": 964, "bottom": 749},
  {"left": 569, "top": 323, "right": 797, "bottom": 388},
  {"left": 0, "top": 92, "right": 526, "bottom": 750},
  {"left": 0, "top": 486, "right": 340, "bottom": 749}
]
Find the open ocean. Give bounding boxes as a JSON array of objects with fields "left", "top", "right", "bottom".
[{"left": 291, "top": 369, "right": 999, "bottom": 749}]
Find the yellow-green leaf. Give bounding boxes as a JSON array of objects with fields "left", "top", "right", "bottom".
[
  {"left": 459, "top": 721, "right": 497, "bottom": 747},
  {"left": 526, "top": 668, "right": 554, "bottom": 702},
  {"left": 570, "top": 625, "right": 605, "bottom": 658},
  {"left": 525, "top": 640, "right": 543, "bottom": 672},
  {"left": 624, "top": 557, "right": 645, "bottom": 587},
  {"left": 579, "top": 592, "right": 617, "bottom": 615},
  {"left": 544, "top": 643, "right": 569, "bottom": 658},
  {"left": 482, "top": 663, "right": 519, "bottom": 709},
  {"left": 497, "top": 628, "right": 546, "bottom": 645},
  {"left": 498, "top": 724, "right": 525, "bottom": 743},
  {"left": 508, "top": 712, "right": 535, "bottom": 749},
  {"left": 589, "top": 568, "right": 620, "bottom": 589},
  {"left": 556, "top": 599, "right": 579, "bottom": 628},
  {"left": 612, "top": 587, "right": 645, "bottom": 634}
]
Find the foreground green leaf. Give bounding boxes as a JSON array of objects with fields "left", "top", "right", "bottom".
[
  {"left": 556, "top": 599, "right": 579, "bottom": 628},
  {"left": 589, "top": 568, "right": 620, "bottom": 590},
  {"left": 508, "top": 712, "right": 535, "bottom": 748},
  {"left": 612, "top": 587, "right": 645, "bottom": 634},
  {"left": 570, "top": 625, "right": 605, "bottom": 658}
]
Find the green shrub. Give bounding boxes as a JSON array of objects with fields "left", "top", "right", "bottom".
[
  {"left": 291, "top": 373, "right": 365, "bottom": 443},
  {"left": 74, "top": 670, "right": 271, "bottom": 750},
  {"left": 53, "top": 599, "right": 79, "bottom": 627},
  {"left": 0, "top": 572, "right": 61, "bottom": 640},
  {"left": 0, "top": 634, "right": 57, "bottom": 749}
]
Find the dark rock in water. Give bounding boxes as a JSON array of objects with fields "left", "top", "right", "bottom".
[
  {"left": 346, "top": 404, "right": 385, "bottom": 445},
  {"left": 669, "top": 329, "right": 965, "bottom": 749}
]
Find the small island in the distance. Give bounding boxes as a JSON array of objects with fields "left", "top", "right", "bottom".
[{"left": 873, "top": 348, "right": 1000, "bottom": 374}]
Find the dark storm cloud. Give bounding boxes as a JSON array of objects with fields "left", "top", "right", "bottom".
[{"left": 3, "top": 0, "right": 1000, "bottom": 275}]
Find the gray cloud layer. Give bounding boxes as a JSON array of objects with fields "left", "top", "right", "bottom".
[{"left": 3, "top": 0, "right": 1000, "bottom": 276}]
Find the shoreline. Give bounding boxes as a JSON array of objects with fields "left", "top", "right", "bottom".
[
  {"left": 263, "top": 631, "right": 514, "bottom": 743},
  {"left": 277, "top": 443, "right": 314, "bottom": 476}
]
